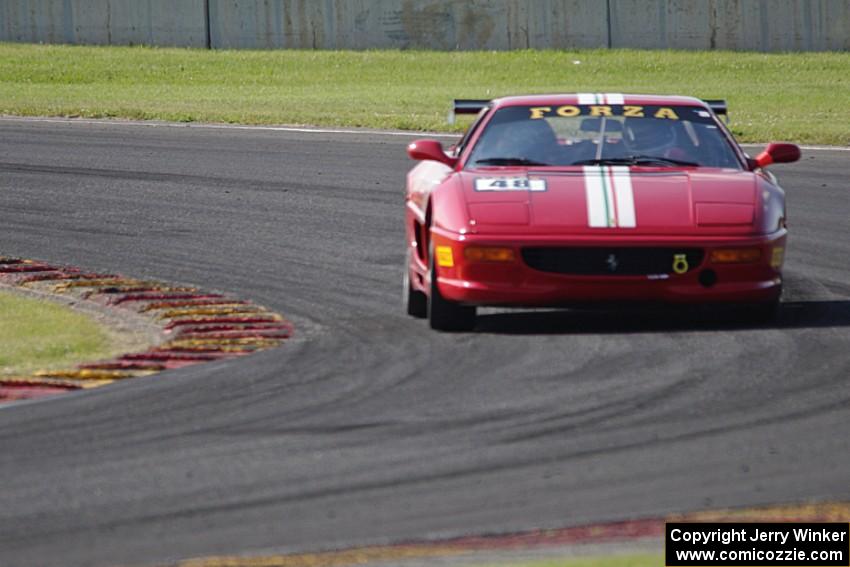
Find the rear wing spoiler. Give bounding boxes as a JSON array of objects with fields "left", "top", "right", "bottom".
[
  {"left": 703, "top": 99, "right": 728, "bottom": 117},
  {"left": 448, "top": 99, "right": 489, "bottom": 124},
  {"left": 448, "top": 98, "right": 728, "bottom": 123}
]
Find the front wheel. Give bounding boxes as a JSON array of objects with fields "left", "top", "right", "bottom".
[
  {"left": 428, "top": 245, "right": 476, "bottom": 332},
  {"left": 404, "top": 250, "right": 427, "bottom": 319}
]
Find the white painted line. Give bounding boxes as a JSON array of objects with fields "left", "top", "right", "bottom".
[
  {"left": 741, "top": 143, "right": 850, "bottom": 152},
  {"left": 0, "top": 115, "right": 458, "bottom": 138},
  {"left": 189, "top": 123, "right": 457, "bottom": 138},
  {"left": 0, "top": 115, "right": 847, "bottom": 150}
]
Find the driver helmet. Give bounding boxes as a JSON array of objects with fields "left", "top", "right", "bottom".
[
  {"left": 477, "top": 118, "right": 559, "bottom": 163},
  {"left": 623, "top": 117, "right": 676, "bottom": 156},
  {"left": 511, "top": 118, "right": 559, "bottom": 160}
]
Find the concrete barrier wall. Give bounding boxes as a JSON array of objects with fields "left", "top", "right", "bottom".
[
  {"left": 1, "top": 0, "right": 848, "bottom": 51},
  {"left": 0, "top": 0, "right": 207, "bottom": 47},
  {"left": 208, "top": 0, "right": 609, "bottom": 50},
  {"left": 609, "top": 0, "right": 850, "bottom": 51}
]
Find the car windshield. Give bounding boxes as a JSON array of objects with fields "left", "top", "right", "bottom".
[{"left": 466, "top": 104, "right": 743, "bottom": 169}]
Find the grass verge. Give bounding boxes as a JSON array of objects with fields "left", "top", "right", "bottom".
[
  {"left": 0, "top": 290, "right": 114, "bottom": 376},
  {"left": 0, "top": 43, "right": 848, "bottom": 145}
]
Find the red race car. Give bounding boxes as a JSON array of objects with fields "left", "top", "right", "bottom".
[{"left": 404, "top": 94, "right": 800, "bottom": 331}]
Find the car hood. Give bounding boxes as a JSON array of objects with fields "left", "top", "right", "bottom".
[{"left": 459, "top": 167, "right": 758, "bottom": 236}]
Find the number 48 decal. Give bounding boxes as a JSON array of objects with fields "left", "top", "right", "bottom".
[{"left": 474, "top": 178, "right": 547, "bottom": 192}]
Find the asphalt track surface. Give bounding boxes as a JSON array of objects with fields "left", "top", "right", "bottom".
[{"left": 0, "top": 119, "right": 848, "bottom": 567}]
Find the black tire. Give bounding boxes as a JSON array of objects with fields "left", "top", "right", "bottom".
[
  {"left": 428, "top": 243, "right": 476, "bottom": 332},
  {"left": 404, "top": 250, "right": 427, "bottom": 319}
]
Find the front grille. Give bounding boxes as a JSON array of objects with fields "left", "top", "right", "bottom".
[{"left": 521, "top": 247, "right": 704, "bottom": 276}]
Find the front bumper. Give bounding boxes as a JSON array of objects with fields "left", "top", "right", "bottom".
[{"left": 429, "top": 230, "right": 786, "bottom": 306}]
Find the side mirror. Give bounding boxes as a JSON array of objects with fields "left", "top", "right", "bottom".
[
  {"left": 407, "top": 139, "right": 457, "bottom": 167},
  {"left": 753, "top": 142, "right": 801, "bottom": 169}
]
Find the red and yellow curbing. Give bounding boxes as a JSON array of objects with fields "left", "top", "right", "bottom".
[
  {"left": 170, "top": 501, "right": 850, "bottom": 567},
  {"left": 0, "top": 256, "right": 292, "bottom": 403},
  {"left": 177, "top": 545, "right": 466, "bottom": 567}
]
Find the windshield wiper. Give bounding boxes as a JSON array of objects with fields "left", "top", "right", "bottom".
[
  {"left": 572, "top": 155, "right": 699, "bottom": 167},
  {"left": 626, "top": 154, "right": 700, "bottom": 167},
  {"left": 572, "top": 157, "right": 636, "bottom": 166},
  {"left": 474, "top": 157, "right": 551, "bottom": 166}
]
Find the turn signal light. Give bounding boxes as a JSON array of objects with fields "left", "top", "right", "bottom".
[
  {"left": 436, "top": 245, "right": 455, "bottom": 267},
  {"left": 464, "top": 246, "right": 516, "bottom": 262},
  {"left": 709, "top": 248, "right": 762, "bottom": 264}
]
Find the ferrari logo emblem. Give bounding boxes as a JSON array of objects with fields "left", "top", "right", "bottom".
[
  {"left": 606, "top": 254, "right": 619, "bottom": 272},
  {"left": 672, "top": 254, "right": 689, "bottom": 274}
]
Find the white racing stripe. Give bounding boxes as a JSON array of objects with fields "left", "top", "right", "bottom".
[
  {"left": 577, "top": 93, "right": 624, "bottom": 105},
  {"left": 603, "top": 169, "right": 617, "bottom": 226},
  {"left": 577, "top": 93, "right": 597, "bottom": 105},
  {"left": 584, "top": 166, "right": 608, "bottom": 227},
  {"left": 583, "top": 166, "right": 637, "bottom": 228},
  {"left": 610, "top": 166, "right": 636, "bottom": 228}
]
